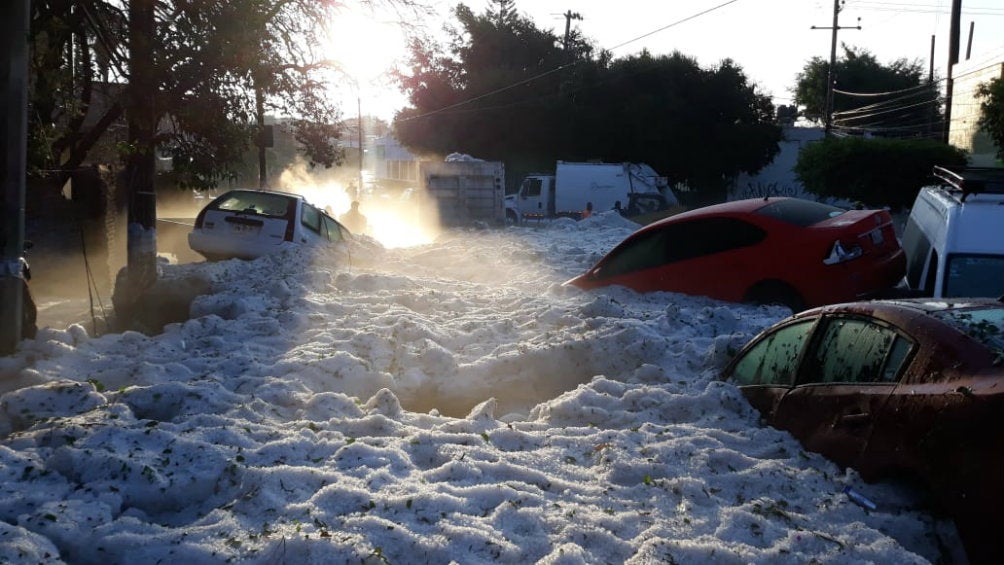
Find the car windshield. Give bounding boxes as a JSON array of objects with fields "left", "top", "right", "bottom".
[
  {"left": 931, "top": 306, "right": 1004, "bottom": 359},
  {"left": 754, "top": 199, "right": 846, "bottom": 227},
  {"left": 943, "top": 254, "right": 1004, "bottom": 298},
  {"left": 215, "top": 192, "right": 293, "bottom": 218}
]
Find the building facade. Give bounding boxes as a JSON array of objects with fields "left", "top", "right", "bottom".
[{"left": 949, "top": 47, "right": 1004, "bottom": 167}]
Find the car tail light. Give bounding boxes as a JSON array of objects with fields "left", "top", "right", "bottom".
[{"left": 823, "top": 240, "right": 863, "bottom": 265}]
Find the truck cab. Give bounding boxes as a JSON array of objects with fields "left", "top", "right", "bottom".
[
  {"left": 505, "top": 161, "right": 675, "bottom": 224},
  {"left": 506, "top": 174, "right": 555, "bottom": 223}
]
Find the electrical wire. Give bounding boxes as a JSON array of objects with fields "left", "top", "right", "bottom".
[
  {"left": 833, "top": 81, "right": 940, "bottom": 98},
  {"left": 398, "top": 0, "right": 745, "bottom": 122}
]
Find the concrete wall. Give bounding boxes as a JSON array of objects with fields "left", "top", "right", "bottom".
[{"left": 730, "top": 126, "right": 825, "bottom": 201}]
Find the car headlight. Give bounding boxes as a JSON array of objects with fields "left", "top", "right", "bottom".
[{"left": 823, "top": 240, "right": 863, "bottom": 265}]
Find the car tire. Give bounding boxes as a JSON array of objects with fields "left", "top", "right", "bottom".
[{"left": 743, "top": 281, "right": 806, "bottom": 313}]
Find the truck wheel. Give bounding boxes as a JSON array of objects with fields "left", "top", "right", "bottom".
[
  {"left": 505, "top": 209, "right": 519, "bottom": 225},
  {"left": 743, "top": 281, "right": 805, "bottom": 313}
]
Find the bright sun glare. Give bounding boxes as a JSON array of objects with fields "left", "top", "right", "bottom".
[
  {"left": 325, "top": 10, "right": 408, "bottom": 84},
  {"left": 310, "top": 10, "right": 438, "bottom": 249},
  {"left": 278, "top": 164, "right": 439, "bottom": 250}
]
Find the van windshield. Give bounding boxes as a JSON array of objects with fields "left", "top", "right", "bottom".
[{"left": 943, "top": 254, "right": 1004, "bottom": 298}]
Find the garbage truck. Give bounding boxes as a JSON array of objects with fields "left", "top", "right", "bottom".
[
  {"left": 420, "top": 154, "right": 506, "bottom": 226},
  {"left": 504, "top": 161, "right": 677, "bottom": 223}
]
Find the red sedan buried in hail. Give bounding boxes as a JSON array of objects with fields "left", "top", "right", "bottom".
[
  {"left": 565, "top": 197, "right": 906, "bottom": 311},
  {"left": 721, "top": 298, "right": 1004, "bottom": 564}
]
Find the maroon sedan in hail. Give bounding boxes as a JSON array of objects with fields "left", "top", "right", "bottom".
[
  {"left": 565, "top": 197, "right": 905, "bottom": 311},
  {"left": 722, "top": 297, "right": 1004, "bottom": 564}
]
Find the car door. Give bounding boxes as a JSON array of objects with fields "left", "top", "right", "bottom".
[
  {"left": 769, "top": 315, "right": 912, "bottom": 472},
  {"left": 593, "top": 217, "right": 766, "bottom": 298},
  {"left": 728, "top": 318, "right": 817, "bottom": 419}
]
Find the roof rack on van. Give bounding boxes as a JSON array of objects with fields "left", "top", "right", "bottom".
[{"left": 932, "top": 165, "right": 1004, "bottom": 202}]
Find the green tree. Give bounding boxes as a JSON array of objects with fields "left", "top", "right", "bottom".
[
  {"left": 395, "top": 2, "right": 780, "bottom": 202},
  {"left": 393, "top": 0, "right": 583, "bottom": 176},
  {"left": 560, "top": 52, "right": 779, "bottom": 204},
  {"left": 794, "top": 137, "right": 967, "bottom": 210},
  {"left": 977, "top": 76, "right": 1004, "bottom": 160},
  {"left": 794, "top": 46, "right": 942, "bottom": 137},
  {"left": 27, "top": 0, "right": 393, "bottom": 187}
]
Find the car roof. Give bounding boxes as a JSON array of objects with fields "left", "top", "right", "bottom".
[
  {"left": 804, "top": 297, "right": 1004, "bottom": 317},
  {"left": 771, "top": 297, "right": 1004, "bottom": 369},
  {"left": 638, "top": 197, "right": 857, "bottom": 235},
  {"left": 651, "top": 197, "right": 774, "bottom": 225},
  {"left": 219, "top": 188, "right": 305, "bottom": 200}
]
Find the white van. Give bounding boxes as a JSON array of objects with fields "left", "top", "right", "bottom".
[{"left": 900, "top": 166, "right": 1004, "bottom": 298}]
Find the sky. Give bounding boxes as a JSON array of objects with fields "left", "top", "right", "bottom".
[
  {"left": 327, "top": 0, "right": 1004, "bottom": 121},
  {"left": 1, "top": 211, "right": 967, "bottom": 564}
]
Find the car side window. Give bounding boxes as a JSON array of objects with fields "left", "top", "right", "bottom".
[
  {"left": 808, "top": 317, "right": 913, "bottom": 384},
  {"left": 730, "top": 320, "right": 814, "bottom": 386},
  {"left": 301, "top": 203, "right": 322, "bottom": 235},
  {"left": 593, "top": 229, "right": 672, "bottom": 279},
  {"left": 663, "top": 217, "right": 766, "bottom": 263},
  {"left": 322, "top": 215, "right": 344, "bottom": 242},
  {"left": 595, "top": 217, "right": 765, "bottom": 279}
]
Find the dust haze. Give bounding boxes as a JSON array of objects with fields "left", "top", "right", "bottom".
[{"left": 276, "top": 158, "right": 443, "bottom": 249}]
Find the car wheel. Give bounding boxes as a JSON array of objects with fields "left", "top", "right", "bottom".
[{"left": 743, "top": 281, "right": 806, "bottom": 313}]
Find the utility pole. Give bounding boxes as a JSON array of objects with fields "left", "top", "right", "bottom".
[
  {"left": 812, "top": 0, "right": 860, "bottom": 136},
  {"left": 562, "top": 10, "right": 582, "bottom": 52},
  {"left": 1, "top": 0, "right": 30, "bottom": 355},
  {"left": 944, "top": 0, "right": 962, "bottom": 143},
  {"left": 115, "top": 0, "right": 159, "bottom": 323}
]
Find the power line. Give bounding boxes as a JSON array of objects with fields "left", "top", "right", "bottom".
[
  {"left": 848, "top": 1, "right": 1004, "bottom": 16},
  {"left": 833, "top": 81, "right": 940, "bottom": 98},
  {"left": 398, "top": 0, "right": 745, "bottom": 122}
]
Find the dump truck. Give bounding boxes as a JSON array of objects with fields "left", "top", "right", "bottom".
[{"left": 419, "top": 155, "right": 505, "bottom": 226}]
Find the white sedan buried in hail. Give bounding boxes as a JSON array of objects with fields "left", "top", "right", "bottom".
[{"left": 188, "top": 189, "right": 352, "bottom": 261}]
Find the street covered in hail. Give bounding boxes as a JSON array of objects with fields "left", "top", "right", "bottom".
[{"left": 0, "top": 212, "right": 964, "bottom": 564}]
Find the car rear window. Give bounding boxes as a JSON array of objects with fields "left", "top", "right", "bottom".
[
  {"left": 754, "top": 199, "right": 846, "bottom": 227},
  {"left": 931, "top": 307, "right": 1004, "bottom": 358},
  {"left": 214, "top": 192, "right": 295, "bottom": 218}
]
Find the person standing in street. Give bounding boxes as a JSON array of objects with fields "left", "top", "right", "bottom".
[{"left": 340, "top": 200, "right": 368, "bottom": 234}]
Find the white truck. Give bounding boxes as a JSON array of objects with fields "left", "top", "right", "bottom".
[
  {"left": 420, "top": 154, "right": 506, "bottom": 226},
  {"left": 504, "top": 161, "right": 678, "bottom": 223}
]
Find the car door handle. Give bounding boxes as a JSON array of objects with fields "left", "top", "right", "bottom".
[{"left": 836, "top": 413, "right": 870, "bottom": 427}]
